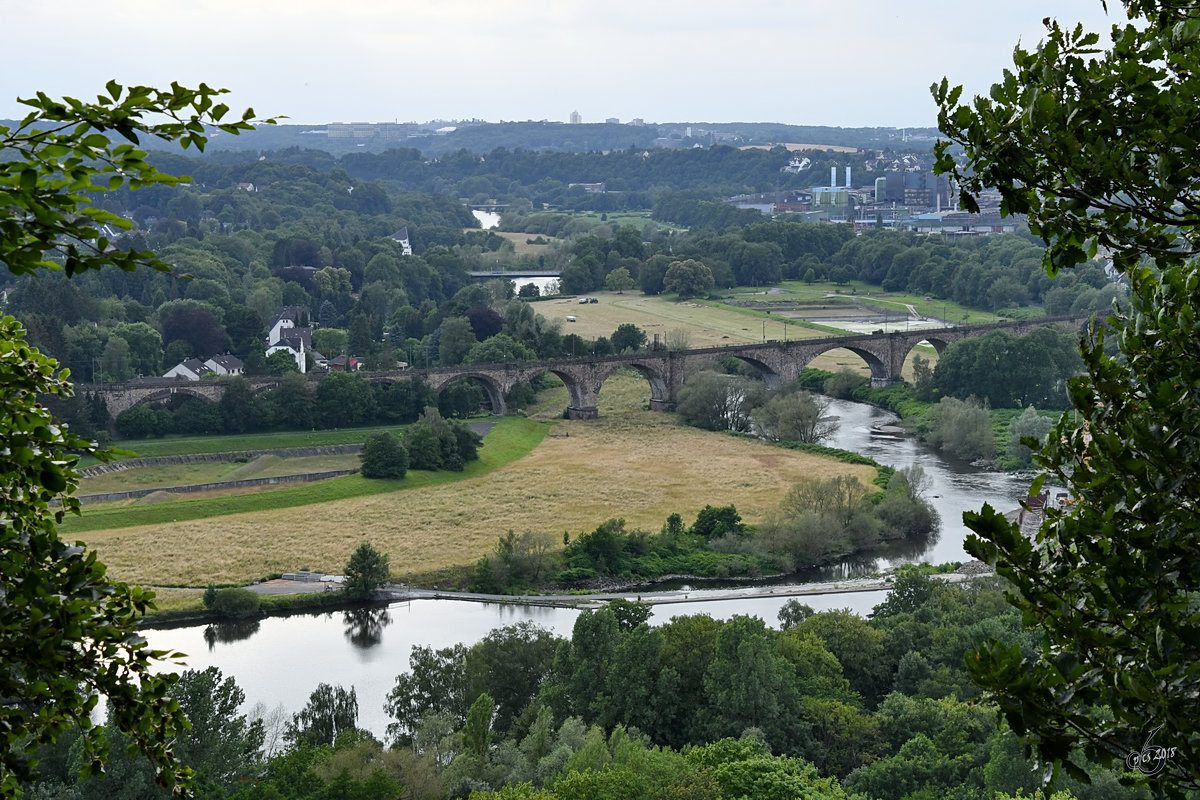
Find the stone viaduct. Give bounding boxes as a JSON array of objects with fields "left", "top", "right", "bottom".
[{"left": 87, "top": 317, "right": 1083, "bottom": 420}]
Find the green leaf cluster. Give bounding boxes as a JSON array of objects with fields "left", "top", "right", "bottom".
[
  {"left": 936, "top": 2, "right": 1200, "bottom": 791},
  {"left": 0, "top": 81, "right": 269, "bottom": 796}
]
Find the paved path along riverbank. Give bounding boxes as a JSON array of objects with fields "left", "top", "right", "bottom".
[{"left": 376, "top": 569, "right": 990, "bottom": 609}]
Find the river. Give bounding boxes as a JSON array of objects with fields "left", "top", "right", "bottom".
[
  {"left": 820, "top": 397, "right": 1034, "bottom": 568},
  {"left": 472, "top": 209, "right": 501, "bottom": 229},
  {"left": 146, "top": 395, "right": 1036, "bottom": 739}
]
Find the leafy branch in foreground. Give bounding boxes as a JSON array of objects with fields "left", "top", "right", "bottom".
[
  {"left": 935, "top": 2, "right": 1200, "bottom": 793},
  {"left": 0, "top": 82, "right": 271, "bottom": 797},
  {"left": 1, "top": 81, "right": 272, "bottom": 278}
]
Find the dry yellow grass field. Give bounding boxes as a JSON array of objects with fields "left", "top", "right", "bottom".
[
  {"left": 541, "top": 292, "right": 822, "bottom": 348},
  {"left": 487, "top": 230, "right": 560, "bottom": 257},
  {"left": 80, "top": 374, "right": 876, "bottom": 587}
]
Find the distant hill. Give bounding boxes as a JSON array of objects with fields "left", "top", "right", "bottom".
[
  {"left": 1, "top": 117, "right": 938, "bottom": 158},
  {"left": 188, "top": 120, "right": 941, "bottom": 158}
]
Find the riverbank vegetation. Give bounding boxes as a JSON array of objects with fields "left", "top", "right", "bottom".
[
  {"left": 796, "top": 320, "right": 1080, "bottom": 469},
  {"left": 471, "top": 464, "right": 937, "bottom": 594}
]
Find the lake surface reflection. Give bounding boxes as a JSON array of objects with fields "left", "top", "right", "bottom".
[{"left": 150, "top": 590, "right": 888, "bottom": 739}]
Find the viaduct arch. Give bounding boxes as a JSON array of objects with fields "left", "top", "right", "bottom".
[{"left": 87, "top": 317, "right": 1084, "bottom": 421}]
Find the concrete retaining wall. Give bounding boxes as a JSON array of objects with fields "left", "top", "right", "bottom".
[
  {"left": 77, "top": 469, "right": 354, "bottom": 504},
  {"left": 80, "top": 444, "right": 362, "bottom": 477}
]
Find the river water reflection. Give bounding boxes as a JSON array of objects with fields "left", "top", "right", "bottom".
[
  {"left": 149, "top": 590, "right": 889, "bottom": 739},
  {"left": 147, "top": 396, "right": 1034, "bottom": 738},
  {"left": 821, "top": 396, "right": 1034, "bottom": 568}
]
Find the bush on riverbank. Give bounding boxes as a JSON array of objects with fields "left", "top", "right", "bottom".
[
  {"left": 142, "top": 588, "right": 358, "bottom": 627},
  {"left": 471, "top": 508, "right": 774, "bottom": 593},
  {"left": 756, "top": 466, "right": 938, "bottom": 569},
  {"left": 204, "top": 586, "right": 261, "bottom": 619},
  {"left": 926, "top": 397, "right": 996, "bottom": 462}
]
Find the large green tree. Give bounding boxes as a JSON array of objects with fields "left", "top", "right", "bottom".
[
  {"left": 0, "top": 82, "right": 266, "bottom": 795},
  {"left": 663, "top": 258, "right": 715, "bottom": 299},
  {"left": 344, "top": 541, "right": 391, "bottom": 600},
  {"left": 359, "top": 432, "right": 408, "bottom": 480},
  {"left": 934, "top": 2, "right": 1200, "bottom": 792},
  {"left": 286, "top": 684, "right": 359, "bottom": 749}
]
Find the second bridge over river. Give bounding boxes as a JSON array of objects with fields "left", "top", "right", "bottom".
[{"left": 93, "top": 317, "right": 1081, "bottom": 420}]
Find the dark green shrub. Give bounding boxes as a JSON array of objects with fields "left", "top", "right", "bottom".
[{"left": 210, "top": 588, "right": 261, "bottom": 620}]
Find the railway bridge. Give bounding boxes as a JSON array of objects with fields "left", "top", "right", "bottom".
[{"left": 87, "top": 317, "right": 1083, "bottom": 420}]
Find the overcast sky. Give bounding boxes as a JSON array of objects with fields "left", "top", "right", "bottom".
[{"left": 6, "top": 1, "right": 1118, "bottom": 128}]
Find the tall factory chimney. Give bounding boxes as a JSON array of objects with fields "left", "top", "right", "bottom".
[
  {"left": 831, "top": 166, "right": 837, "bottom": 187},
  {"left": 846, "top": 166, "right": 852, "bottom": 188}
]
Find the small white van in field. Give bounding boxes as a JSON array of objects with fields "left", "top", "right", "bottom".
[{"left": 566, "top": 315, "right": 577, "bottom": 322}]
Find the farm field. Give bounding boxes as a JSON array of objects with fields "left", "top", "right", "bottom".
[
  {"left": 64, "top": 417, "right": 546, "bottom": 533},
  {"left": 70, "top": 283, "right": 944, "bottom": 588},
  {"left": 487, "top": 230, "right": 561, "bottom": 257},
  {"left": 539, "top": 291, "right": 827, "bottom": 347},
  {"left": 723, "top": 280, "right": 1003, "bottom": 325},
  {"left": 93, "top": 426, "right": 409, "bottom": 460},
  {"left": 73, "top": 374, "right": 876, "bottom": 587},
  {"left": 537, "top": 289, "right": 939, "bottom": 378}
]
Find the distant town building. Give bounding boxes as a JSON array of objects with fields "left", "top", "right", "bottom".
[
  {"left": 265, "top": 306, "right": 312, "bottom": 373},
  {"left": 903, "top": 212, "right": 1018, "bottom": 237},
  {"left": 605, "top": 117, "right": 619, "bottom": 125},
  {"left": 326, "top": 122, "right": 376, "bottom": 139},
  {"left": 390, "top": 227, "right": 413, "bottom": 256},
  {"left": 782, "top": 155, "right": 811, "bottom": 174},
  {"left": 569, "top": 110, "right": 582, "bottom": 124},
  {"left": 205, "top": 354, "right": 244, "bottom": 376},
  {"left": 883, "top": 171, "right": 951, "bottom": 209},
  {"left": 163, "top": 358, "right": 213, "bottom": 381},
  {"left": 568, "top": 182, "right": 606, "bottom": 193}
]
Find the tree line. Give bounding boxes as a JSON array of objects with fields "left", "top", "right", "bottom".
[{"left": 109, "top": 373, "right": 489, "bottom": 440}]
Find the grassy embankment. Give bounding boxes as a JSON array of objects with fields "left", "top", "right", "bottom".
[
  {"left": 67, "top": 416, "right": 547, "bottom": 535},
  {"left": 81, "top": 453, "right": 358, "bottom": 494},
  {"left": 69, "top": 373, "right": 877, "bottom": 590},
  {"left": 75, "top": 425, "right": 413, "bottom": 470}
]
